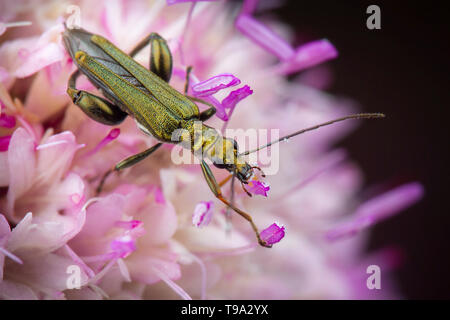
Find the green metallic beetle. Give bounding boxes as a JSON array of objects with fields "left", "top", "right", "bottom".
[{"left": 62, "top": 25, "right": 384, "bottom": 248}]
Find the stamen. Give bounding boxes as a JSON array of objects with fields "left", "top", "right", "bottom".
[
  {"left": 0, "top": 21, "right": 32, "bottom": 36},
  {"left": 36, "top": 140, "right": 68, "bottom": 150},
  {"left": 83, "top": 128, "right": 120, "bottom": 158},
  {"left": 151, "top": 266, "right": 192, "bottom": 300},
  {"left": 0, "top": 246, "right": 23, "bottom": 264}
]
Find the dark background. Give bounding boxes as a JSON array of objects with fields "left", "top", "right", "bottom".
[{"left": 267, "top": 0, "right": 449, "bottom": 299}]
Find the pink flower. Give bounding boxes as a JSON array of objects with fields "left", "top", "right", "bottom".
[
  {"left": 260, "top": 223, "right": 285, "bottom": 245},
  {"left": 247, "top": 180, "right": 270, "bottom": 197}
]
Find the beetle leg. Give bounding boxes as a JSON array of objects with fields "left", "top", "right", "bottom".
[
  {"left": 96, "top": 142, "right": 163, "bottom": 194},
  {"left": 184, "top": 65, "right": 193, "bottom": 94},
  {"left": 129, "top": 32, "right": 173, "bottom": 83},
  {"left": 200, "top": 160, "right": 271, "bottom": 248},
  {"left": 68, "top": 70, "right": 128, "bottom": 125},
  {"left": 218, "top": 173, "right": 233, "bottom": 187}
]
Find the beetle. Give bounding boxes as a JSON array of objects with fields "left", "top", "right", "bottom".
[{"left": 62, "top": 24, "right": 384, "bottom": 248}]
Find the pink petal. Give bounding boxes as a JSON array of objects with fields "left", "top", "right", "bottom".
[
  {"left": 126, "top": 249, "right": 181, "bottom": 285},
  {"left": 222, "top": 85, "right": 253, "bottom": 110},
  {"left": 166, "top": 0, "right": 218, "bottom": 5},
  {"left": 7, "top": 212, "right": 81, "bottom": 255},
  {"left": 36, "top": 131, "right": 84, "bottom": 186},
  {"left": 14, "top": 42, "right": 64, "bottom": 78},
  {"left": 76, "top": 194, "right": 125, "bottom": 238},
  {"left": 241, "top": 0, "right": 260, "bottom": 15},
  {"left": 138, "top": 200, "right": 178, "bottom": 246},
  {"left": 0, "top": 280, "right": 38, "bottom": 300},
  {"left": 110, "top": 235, "right": 136, "bottom": 258},
  {"left": 221, "top": 85, "right": 253, "bottom": 122},
  {"left": 247, "top": 180, "right": 270, "bottom": 197},
  {"left": 326, "top": 182, "right": 424, "bottom": 241},
  {"left": 14, "top": 24, "right": 65, "bottom": 78},
  {"left": 0, "top": 135, "right": 11, "bottom": 151},
  {"left": 191, "top": 73, "right": 241, "bottom": 97},
  {"left": 235, "top": 14, "right": 294, "bottom": 61},
  {"left": 192, "top": 201, "right": 214, "bottom": 228},
  {"left": 203, "top": 95, "right": 227, "bottom": 121},
  {"left": 6, "top": 128, "right": 36, "bottom": 216},
  {"left": 260, "top": 222, "right": 285, "bottom": 245},
  {"left": 0, "top": 113, "right": 16, "bottom": 128},
  {"left": 6, "top": 252, "right": 89, "bottom": 292},
  {"left": 277, "top": 39, "right": 338, "bottom": 75},
  {"left": 115, "top": 220, "right": 143, "bottom": 230}
]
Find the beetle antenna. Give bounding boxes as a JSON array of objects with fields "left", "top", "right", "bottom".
[{"left": 240, "top": 113, "right": 385, "bottom": 155}]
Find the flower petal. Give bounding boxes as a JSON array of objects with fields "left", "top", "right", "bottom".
[
  {"left": 235, "top": 14, "right": 294, "bottom": 61},
  {"left": 260, "top": 222, "right": 285, "bottom": 245},
  {"left": 222, "top": 85, "right": 253, "bottom": 110},
  {"left": 191, "top": 73, "right": 241, "bottom": 97},
  {"left": 36, "top": 131, "right": 84, "bottom": 187},
  {"left": 14, "top": 24, "right": 65, "bottom": 78},
  {"left": 240, "top": 0, "right": 260, "bottom": 15},
  {"left": 192, "top": 201, "right": 214, "bottom": 228},
  {"left": 0, "top": 280, "right": 38, "bottom": 300},
  {"left": 110, "top": 235, "right": 136, "bottom": 258},
  {"left": 6, "top": 128, "right": 36, "bottom": 216},
  {"left": 326, "top": 182, "right": 424, "bottom": 241},
  {"left": 247, "top": 180, "right": 270, "bottom": 197},
  {"left": 277, "top": 39, "right": 338, "bottom": 75}
]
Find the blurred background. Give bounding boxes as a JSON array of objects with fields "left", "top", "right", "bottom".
[{"left": 267, "top": 0, "right": 449, "bottom": 299}]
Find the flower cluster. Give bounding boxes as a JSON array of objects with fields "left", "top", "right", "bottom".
[{"left": 0, "top": 0, "right": 422, "bottom": 299}]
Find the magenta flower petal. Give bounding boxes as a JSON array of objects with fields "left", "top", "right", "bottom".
[
  {"left": 235, "top": 14, "right": 294, "bottom": 61},
  {"left": 260, "top": 222, "right": 285, "bottom": 245},
  {"left": 202, "top": 95, "right": 227, "bottom": 121},
  {"left": 0, "top": 135, "right": 11, "bottom": 152},
  {"left": 111, "top": 235, "right": 136, "bottom": 258},
  {"left": 192, "top": 201, "right": 214, "bottom": 228},
  {"left": 326, "top": 182, "right": 424, "bottom": 241},
  {"left": 0, "top": 113, "right": 15, "bottom": 129},
  {"left": 241, "top": 0, "right": 260, "bottom": 15},
  {"left": 191, "top": 73, "right": 241, "bottom": 97},
  {"left": 277, "top": 39, "right": 338, "bottom": 75},
  {"left": 166, "top": 0, "right": 218, "bottom": 5},
  {"left": 222, "top": 85, "right": 253, "bottom": 110},
  {"left": 115, "top": 220, "right": 143, "bottom": 230},
  {"left": 247, "top": 180, "right": 270, "bottom": 197}
]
